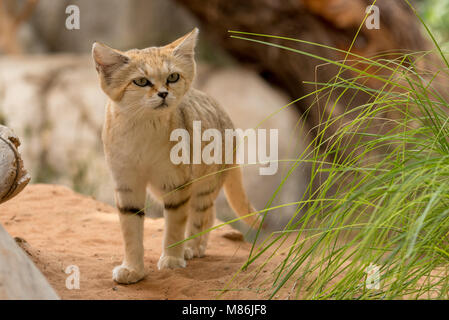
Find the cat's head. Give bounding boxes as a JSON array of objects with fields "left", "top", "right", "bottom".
[{"left": 92, "top": 28, "right": 198, "bottom": 112}]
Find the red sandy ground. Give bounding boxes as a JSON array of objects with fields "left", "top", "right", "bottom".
[{"left": 0, "top": 184, "right": 285, "bottom": 299}]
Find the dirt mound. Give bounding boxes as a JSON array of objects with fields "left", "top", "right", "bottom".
[{"left": 0, "top": 184, "right": 281, "bottom": 299}]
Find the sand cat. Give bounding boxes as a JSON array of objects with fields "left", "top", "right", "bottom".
[{"left": 92, "top": 28, "right": 256, "bottom": 284}]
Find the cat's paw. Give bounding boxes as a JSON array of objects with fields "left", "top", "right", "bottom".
[
  {"left": 157, "top": 255, "right": 186, "bottom": 270},
  {"left": 112, "top": 265, "right": 145, "bottom": 284},
  {"left": 184, "top": 246, "right": 196, "bottom": 260},
  {"left": 184, "top": 244, "right": 206, "bottom": 260}
]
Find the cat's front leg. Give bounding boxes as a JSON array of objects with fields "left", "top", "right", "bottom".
[
  {"left": 113, "top": 183, "right": 146, "bottom": 284},
  {"left": 158, "top": 188, "right": 191, "bottom": 270}
]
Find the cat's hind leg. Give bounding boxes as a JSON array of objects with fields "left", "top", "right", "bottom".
[{"left": 184, "top": 194, "right": 216, "bottom": 260}]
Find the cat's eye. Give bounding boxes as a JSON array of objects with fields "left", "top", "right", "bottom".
[
  {"left": 167, "top": 73, "right": 180, "bottom": 84},
  {"left": 133, "top": 78, "right": 152, "bottom": 87}
]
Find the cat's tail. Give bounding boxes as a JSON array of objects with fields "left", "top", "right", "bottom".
[{"left": 223, "top": 166, "right": 261, "bottom": 228}]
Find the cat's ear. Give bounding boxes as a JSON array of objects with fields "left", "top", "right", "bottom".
[
  {"left": 92, "top": 42, "right": 129, "bottom": 73},
  {"left": 92, "top": 42, "right": 130, "bottom": 101},
  {"left": 166, "top": 28, "right": 199, "bottom": 59}
]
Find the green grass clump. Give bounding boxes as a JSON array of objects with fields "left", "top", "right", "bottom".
[{"left": 219, "top": 2, "right": 449, "bottom": 300}]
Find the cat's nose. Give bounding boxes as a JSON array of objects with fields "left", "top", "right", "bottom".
[{"left": 158, "top": 91, "right": 168, "bottom": 99}]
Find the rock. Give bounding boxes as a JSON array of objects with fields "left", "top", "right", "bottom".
[
  {"left": 0, "top": 125, "right": 30, "bottom": 204},
  {"left": 221, "top": 230, "right": 244, "bottom": 242},
  {"left": 0, "top": 224, "right": 59, "bottom": 299},
  {"left": 28, "top": 0, "right": 196, "bottom": 53},
  {"left": 0, "top": 55, "right": 113, "bottom": 203}
]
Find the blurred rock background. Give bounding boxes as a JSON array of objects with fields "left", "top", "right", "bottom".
[{"left": 0, "top": 0, "right": 310, "bottom": 229}]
